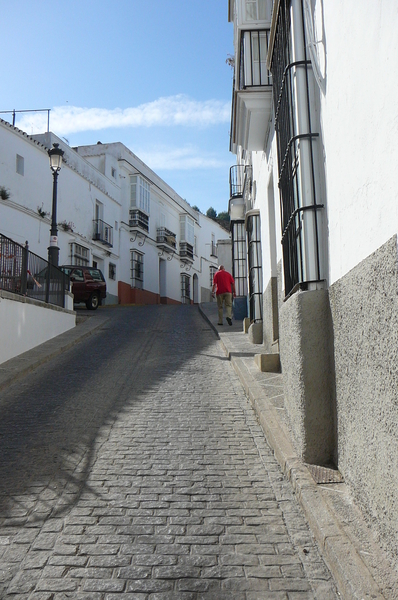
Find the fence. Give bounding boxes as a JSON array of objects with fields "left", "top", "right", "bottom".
[{"left": 0, "top": 234, "right": 68, "bottom": 308}]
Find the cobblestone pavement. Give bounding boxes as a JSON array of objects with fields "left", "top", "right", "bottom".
[{"left": 0, "top": 305, "right": 339, "bottom": 599}]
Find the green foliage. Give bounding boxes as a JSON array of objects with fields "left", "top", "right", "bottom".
[
  {"left": 206, "top": 207, "right": 217, "bottom": 219},
  {"left": 217, "top": 211, "right": 230, "bottom": 222},
  {"left": 0, "top": 186, "right": 10, "bottom": 200}
]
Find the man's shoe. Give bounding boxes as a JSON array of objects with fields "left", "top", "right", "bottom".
[
  {"left": 217, "top": 322, "right": 223, "bottom": 326},
  {"left": 226, "top": 317, "right": 232, "bottom": 326}
]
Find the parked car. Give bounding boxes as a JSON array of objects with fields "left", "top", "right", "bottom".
[{"left": 60, "top": 265, "right": 106, "bottom": 310}]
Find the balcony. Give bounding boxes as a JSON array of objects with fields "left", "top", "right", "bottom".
[
  {"left": 129, "top": 209, "right": 149, "bottom": 233},
  {"left": 228, "top": 165, "right": 252, "bottom": 220},
  {"left": 230, "top": 29, "right": 273, "bottom": 152},
  {"left": 93, "top": 219, "right": 113, "bottom": 247},
  {"left": 179, "top": 242, "right": 194, "bottom": 263},
  {"left": 156, "top": 227, "right": 177, "bottom": 252}
]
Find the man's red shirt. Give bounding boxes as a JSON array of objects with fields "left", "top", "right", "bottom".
[{"left": 213, "top": 270, "right": 235, "bottom": 295}]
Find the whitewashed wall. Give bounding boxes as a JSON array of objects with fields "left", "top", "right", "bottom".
[
  {"left": 318, "top": 0, "right": 398, "bottom": 285},
  {"left": 77, "top": 142, "right": 230, "bottom": 304},
  {"left": 1, "top": 125, "right": 230, "bottom": 307},
  {"left": 0, "top": 290, "right": 75, "bottom": 365}
]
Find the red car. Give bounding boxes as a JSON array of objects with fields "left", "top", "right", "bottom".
[{"left": 61, "top": 265, "right": 106, "bottom": 310}]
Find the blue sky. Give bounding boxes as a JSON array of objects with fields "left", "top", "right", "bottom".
[{"left": 1, "top": 1, "right": 235, "bottom": 214}]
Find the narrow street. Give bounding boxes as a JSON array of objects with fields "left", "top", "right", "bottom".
[{"left": 0, "top": 305, "right": 338, "bottom": 599}]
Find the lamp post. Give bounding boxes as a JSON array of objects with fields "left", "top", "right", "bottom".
[{"left": 47, "top": 142, "right": 64, "bottom": 267}]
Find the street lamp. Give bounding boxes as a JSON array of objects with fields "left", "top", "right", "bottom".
[{"left": 47, "top": 142, "right": 64, "bottom": 267}]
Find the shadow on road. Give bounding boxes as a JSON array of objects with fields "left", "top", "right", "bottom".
[{"left": 0, "top": 305, "right": 217, "bottom": 525}]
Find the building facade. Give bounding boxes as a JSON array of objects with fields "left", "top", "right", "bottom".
[
  {"left": 228, "top": 0, "right": 398, "bottom": 559},
  {"left": 0, "top": 120, "right": 230, "bottom": 307}
]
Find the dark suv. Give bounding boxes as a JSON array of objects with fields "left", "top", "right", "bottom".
[{"left": 61, "top": 266, "right": 107, "bottom": 310}]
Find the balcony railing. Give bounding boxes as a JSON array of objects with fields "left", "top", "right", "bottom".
[
  {"left": 0, "top": 234, "right": 68, "bottom": 308},
  {"left": 229, "top": 165, "right": 253, "bottom": 199},
  {"left": 156, "top": 227, "right": 176, "bottom": 251},
  {"left": 179, "top": 242, "right": 194, "bottom": 262},
  {"left": 129, "top": 209, "right": 149, "bottom": 233},
  {"left": 229, "top": 165, "right": 253, "bottom": 221},
  {"left": 93, "top": 219, "right": 113, "bottom": 247},
  {"left": 238, "top": 29, "right": 272, "bottom": 89},
  {"left": 230, "top": 29, "right": 273, "bottom": 152},
  {"left": 230, "top": 165, "right": 245, "bottom": 198}
]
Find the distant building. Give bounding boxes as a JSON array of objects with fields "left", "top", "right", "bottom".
[
  {"left": 0, "top": 120, "right": 230, "bottom": 306},
  {"left": 228, "top": 0, "right": 398, "bottom": 559}
]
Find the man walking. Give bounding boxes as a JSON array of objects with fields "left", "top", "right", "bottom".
[{"left": 212, "top": 265, "right": 236, "bottom": 326}]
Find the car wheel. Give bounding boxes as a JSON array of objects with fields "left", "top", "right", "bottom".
[{"left": 86, "top": 292, "right": 99, "bottom": 310}]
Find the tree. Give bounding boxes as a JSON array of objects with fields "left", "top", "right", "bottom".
[
  {"left": 192, "top": 205, "right": 201, "bottom": 213},
  {"left": 206, "top": 207, "right": 217, "bottom": 220},
  {"left": 217, "top": 211, "right": 230, "bottom": 222}
]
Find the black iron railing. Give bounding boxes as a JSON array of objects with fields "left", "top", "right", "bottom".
[
  {"left": 229, "top": 164, "right": 253, "bottom": 200},
  {"left": 156, "top": 227, "right": 176, "bottom": 250},
  {"left": 247, "top": 213, "right": 263, "bottom": 322},
  {"left": 129, "top": 209, "right": 149, "bottom": 232},
  {"left": 239, "top": 29, "right": 272, "bottom": 89},
  {"left": 93, "top": 218, "right": 113, "bottom": 247},
  {"left": 179, "top": 242, "right": 194, "bottom": 262},
  {"left": 230, "top": 165, "right": 245, "bottom": 198},
  {"left": 0, "top": 234, "right": 68, "bottom": 308},
  {"left": 270, "top": 0, "right": 323, "bottom": 296},
  {"left": 231, "top": 221, "right": 248, "bottom": 297}
]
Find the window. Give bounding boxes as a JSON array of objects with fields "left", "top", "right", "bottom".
[
  {"left": 131, "top": 251, "right": 144, "bottom": 289},
  {"left": 70, "top": 268, "right": 84, "bottom": 282},
  {"left": 241, "top": 30, "right": 271, "bottom": 87},
  {"left": 245, "top": 0, "right": 269, "bottom": 21},
  {"left": 210, "top": 233, "right": 217, "bottom": 257},
  {"left": 232, "top": 221, "right": 248, "bottom": 297},
  {"left": 16, "top": 154, "right": 24, "bottom": 176},
  {"left": 70, "top": 243, "right": 90, "bottom": 266},
  {"left": 109, "top": 263, "right": 116, "bottom": 280},
  {"left": 180, "top": 214, "right": 195, "bottom": 245},
  {"left": 181, "top": 273, "right": 190, "bottom": 304},
  {"left": 247, "top": 213, "right": 262, "bottom": 322},
  {"left": 210, "top": 265, "right": 217, "bottom": 287},
  {"left": 130, "top": 175, "right": 150, "bottom": 214},
  {"left": 111, "top": 167, "right": 117, "bottom": 178}
]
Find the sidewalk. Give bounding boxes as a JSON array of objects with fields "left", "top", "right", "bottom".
[{"left": 199, "top": 302, "right": 398, "bottom": 600}]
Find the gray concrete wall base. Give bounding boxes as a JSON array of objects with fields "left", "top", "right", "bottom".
[
  {"left": 279, "top": 288, "right": 335, "bottom": 466},
  {"left": 329, "top": 234, "right": 398, "bottom": 559}
]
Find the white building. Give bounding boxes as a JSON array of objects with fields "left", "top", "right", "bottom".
[
  {"left": 0, "top": 119, "right": 230, "bottom": 307},
  {"left": 228, "top": 0, "right": 398, "bottom": 559}
]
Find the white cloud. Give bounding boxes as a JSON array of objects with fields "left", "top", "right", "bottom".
[
  {"left": 15, "top": 95, "right": 230, "bottom": 135},
  {"left": 136, "top": 145, "right": 229, "bottom": 171}
]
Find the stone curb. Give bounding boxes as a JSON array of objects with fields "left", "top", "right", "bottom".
[
  {"left": 198, "top": 304, "right": 385, "bottom": 600},
  {"left": 0, "top": 313, "right": 110, "bottom": 392}
]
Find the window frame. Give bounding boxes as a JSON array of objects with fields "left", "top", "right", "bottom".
[{"left": 131, "top": 250, "right": 144, "bottom": 289}]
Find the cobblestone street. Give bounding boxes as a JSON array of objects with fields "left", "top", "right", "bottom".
[{"left": 0, "top": 305, "right": 339, "bottom": 599}]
